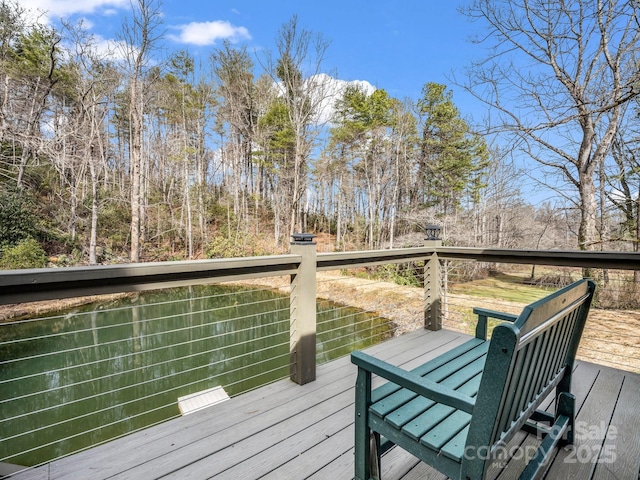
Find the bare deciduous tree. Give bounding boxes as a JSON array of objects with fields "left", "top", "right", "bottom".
[
  {"left": 460, "top": 0, "right": 640, "bottom": 252},
  {"left": 263, "top": 16, "right": 332, "bottom": 240},
  {"left": 118, "top": 0, "right": 163, "bottom": 262}
]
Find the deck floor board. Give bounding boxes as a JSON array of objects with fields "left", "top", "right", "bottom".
[
  {"left": 10, "top": 328, "right": 640, "bottom": 480},
  {"left": 592, "top": 373, "right": 640, "bottom": 480}
]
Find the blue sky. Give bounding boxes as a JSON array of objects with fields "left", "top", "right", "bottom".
[{"left": 20, "top": 0, "right": 487, "bottom": 122}]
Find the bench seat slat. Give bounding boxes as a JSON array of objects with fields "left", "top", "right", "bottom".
[
  {"left": 440, "top": 424, "right": 470, "bottom": 462},
  {"left": 371, "top": 388, "right": 421, "bottom": 419},
  {"left": 401, "top": 403, "right": 456, "bottom": 441},
  {"left": 382, "top": 395, "right": 436, "bottom": 429},
  {"left": 420, "top": 410, "right": 472, "bottom": 451}
]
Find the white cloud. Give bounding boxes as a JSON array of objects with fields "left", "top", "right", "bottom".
[
  {"left": 169, "top": 20, "right": 251, "bottom": 46},
  {"left": 18, "top": 0, "right": 129, "bottom": 20},
  {"left": 310, "top": 74, "right": 376, "bottom": 124},
  {"left": 93, "top": 35, "right": 130, "bottom": 62},
  {"left": 77, "top": 17, "right": 95, "bottom": 30},
  {"left": 63, "top": 31, "right": 131, "bottom": 63},
  {"left": 271, "top": 74, "right": 376, "bottom": 125}
]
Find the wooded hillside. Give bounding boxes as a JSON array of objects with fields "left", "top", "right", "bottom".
[{"left": 1, "top": 1, "right": 639, "bottom": 269}]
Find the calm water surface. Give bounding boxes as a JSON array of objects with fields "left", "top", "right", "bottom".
[{"left": 0, "top": 284, "right": 392, "bottom": 466}]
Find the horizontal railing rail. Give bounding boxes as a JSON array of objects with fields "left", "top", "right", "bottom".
[
  {"left": 0, "top": 254, "right": 302, "bottom": 306},
  {"left": 317, "top": 247, "right": 433, "bottom": 270},
  {"left": 435, "top": 246, "right": 640, "bottom": 270},
  {"left": 5, "top": 247, "right": 640, "bottom": 307}
]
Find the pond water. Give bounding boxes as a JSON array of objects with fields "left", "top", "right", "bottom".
[{"left": 0, "top": 284, "right": 392, "bottom": 467}]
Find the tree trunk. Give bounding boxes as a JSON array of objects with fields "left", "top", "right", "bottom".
[
  {"left": 130, "top": 78, "right": 142, "bottom": 263},
  {"left": 635, "top": 193, "right": 640, "bottom": 284},
  {"left": 89, "top": 161, "right": 99, "bottom": 265}
]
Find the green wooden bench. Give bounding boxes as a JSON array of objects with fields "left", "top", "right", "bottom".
[{"left": 351, "top": 279, "right": 596, "bottom": 480}]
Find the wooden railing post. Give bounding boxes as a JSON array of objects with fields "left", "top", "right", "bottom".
[
  {"left": 289, "top": 234, "right": 317, "bottom": 385},
  {"left": 424, "top": 227, "right": 442, "bottom": 331}
]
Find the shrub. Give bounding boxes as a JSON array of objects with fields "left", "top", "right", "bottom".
[
  {"left": 98, "top": 202, "right": 131, "bottom": 251},
  {"left": 206, "top": 236, "right": 244, "bottom": 258},
  {"left": 596, "top": 277, "right": 640, "bottom": 309},
  {"left": 368, "top": 263, "right": 424, "bottom": 287},
  {"left": 205, "top": 235, "right": 268, "bottom": 259},
  {"left": 0, "top": 237, "right": 47, "bottom": 269},
  {"left": 0, "top": 189, "right": 38, "bottom": 248}
]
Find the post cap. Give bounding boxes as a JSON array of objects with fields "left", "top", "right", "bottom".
[
  {"left": 291, "top": 233, "right": 317, "bottom": 245},
  {"left": 424, "top": 224, "right": 442, "bottom": 241}
]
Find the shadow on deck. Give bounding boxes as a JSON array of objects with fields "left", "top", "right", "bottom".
[{"left": 8, "top": 328, "right": 640, "bottom": 480}]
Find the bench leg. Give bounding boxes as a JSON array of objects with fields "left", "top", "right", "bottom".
[
  {"left": 556, "top": 392, "right": 575, "bottom": 446},
  {"left": 521, "top": 410, "right": 555, "bottom": 437},
  {"left": 355, "top": 367, "right": 377, "bottom": 480},
  {"left": 370, "top": 432, "right": 381, "bottom": 480},
  {"left": 519, "top": 392, "right": 575, "bottom": 480}
]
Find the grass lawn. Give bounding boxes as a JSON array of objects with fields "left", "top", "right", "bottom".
[{"left": 448, "top": 271, "right": 556, "bottom": 304}]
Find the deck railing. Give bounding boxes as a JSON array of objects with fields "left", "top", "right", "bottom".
[
  {"left": 3, "top": 243, "right": 640, "bottom": 378},
  {"left": 2, "top": 240, "right": 640, "bottom": 472}
]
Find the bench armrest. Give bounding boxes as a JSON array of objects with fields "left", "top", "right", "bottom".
[
  {"left": 351, "top": 351, "right": 475, "bottom": 414},
  {"left": 473, "top": 307, "right": 518, "bottom": 340}
]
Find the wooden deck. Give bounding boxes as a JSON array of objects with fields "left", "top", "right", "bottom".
[{"left": 10, "top": 328, "right": 640, "bottom": 480}]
